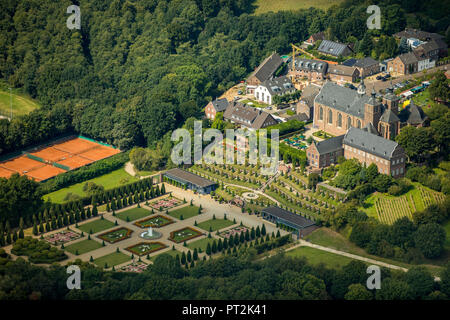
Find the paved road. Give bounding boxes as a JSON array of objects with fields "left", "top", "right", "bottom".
[{"left": 365, "top": 63, "right": 449, "bottom": 93}]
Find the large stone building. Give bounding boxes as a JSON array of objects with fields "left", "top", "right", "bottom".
[
  {"left": 311, "top": 80, "right": 423, "bottom": 140},
  {"left": 313, "top": 81, "right": 383, "bottom": 136},
  {"left": 342, "top": 127, "right": 406, "bottom": 177},
  {"left": 296, "top": 83, "right": 321, "bottom": 121},
  {"left": 306, "top": 135, "right": 344, "bottom": 169},
  {"left": 344, "top": 57, "right": 380, "bottom": 78},
  {"left": 388, "top": 52, "right": 418, "bottom": 75}
]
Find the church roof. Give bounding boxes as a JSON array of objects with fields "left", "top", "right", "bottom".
[
  {"left": 380, "top": 109, "right": 400, "bottom": 123},
  {"left": 363, "top": 122, "right": 379, "bottom": 135},
  {"left": 315, "top": 81, "right": 373, "bottom": 119},
  {"left": 401, "top": 101, "right": 427, "bottom": 125}
]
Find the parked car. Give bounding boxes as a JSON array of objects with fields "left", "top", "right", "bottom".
[
  {"left": 376, "top": 75, "right": 383, "bottom": 80},
  {"left": 384, "top": 73, "right": 391, "bottom": 79},
  {"left": 237, "top": 90, "right": 242, "bottom": 95}
]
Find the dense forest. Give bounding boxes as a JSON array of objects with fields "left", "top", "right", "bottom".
[
  {"left": 1, "top": 249, "right": 449, "bottom": 300},
  {"left": 0, "top": 0, "right": 448, "bottom": 154}
]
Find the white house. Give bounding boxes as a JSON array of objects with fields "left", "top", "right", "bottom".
[{"left": 254, "top": 76, "right": 295, "bottom": 105}]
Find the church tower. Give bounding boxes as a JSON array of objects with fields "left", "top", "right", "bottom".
[
  {"left": 364, "top": 86, "right": 382, "bottom": 129},
  {"left": 382, "top": 80, "right": 400, "bottom": 115}
]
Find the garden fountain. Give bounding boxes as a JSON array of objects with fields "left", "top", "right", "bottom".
[{"left": 139, "top": 226, "right": 162, "bottom": 240}]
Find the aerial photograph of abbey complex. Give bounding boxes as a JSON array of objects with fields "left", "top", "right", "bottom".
[{"left": 0, "top": 0, "right": 449, "bottom": 313}]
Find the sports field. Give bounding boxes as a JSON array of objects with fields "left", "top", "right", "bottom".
[
  {"left": 253, "top": 0, "right": 343, "bottom": 15},
  {"left": 0, "top": 136, "right": 121, "bottom": 182}
]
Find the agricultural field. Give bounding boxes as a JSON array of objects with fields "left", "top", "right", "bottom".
[
  {"left": 44, "top": 168, "right": 138, "bottom": 203},
  {"left": 253, "top": 0, "right": 343, "bottom": 14},
  {"left": 362, "top": 183, "right": 446, "bottom": 225},
  {"left": 0, "top": 87, "right": 40, "bottom": 117}
]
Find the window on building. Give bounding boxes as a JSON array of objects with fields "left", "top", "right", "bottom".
[
  {"left": 337, "top": 113, "right": 342, "bottom": 127},
  {"left": 357, "top": 119, "right": 361, "bottom": 128},
  {"left": 347, "top": 117, "right": 352, "bottom": 129},
  {"left": 328, "top": 109, "right": 333, "bottom": 124},
  {"left": 319, "top": 107, "right": 323, "bottom": 120}
]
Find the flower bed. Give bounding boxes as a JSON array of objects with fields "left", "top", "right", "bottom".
[
  {"left": 169, "top": 227, "right": 203, "bottom": 243},
  {"left": 125, "top": 242, "right": 167, "bottom": 256},
  {"left": 45, "top": 230, "right": 81, "bottom": 245},
  {"left": 97, "top": 227, "right": 133, "bottom": 244},
  {"left": 149, "top": 196, "right": 183, "bottom": 210},
  {"left": 120, "top": 262, "right": 148, "bottom": 273},
  {"left": 218, "top": 226, "right": 249, "bottom": 239},
  {"left": 134, "top": 215, "right": 174, "bottom": 228}
]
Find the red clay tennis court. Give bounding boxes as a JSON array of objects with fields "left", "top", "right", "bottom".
[
  {"left": 53, "top": 138, "right": 99, "bottom": 154},
  {"left": 0, "top": 156, "right": 44, "bottom": 173},
  {"left": 57, "top": 155, "right": 94, "bottom": 170},
  {"left": 29, "top": 147, "right": 70, "bottom": 162},
  {"left": 78, "top": 145, "right": 121, "bottom": 161},
  {"left": 0, "top": 167, "right": 14, "bottom": 179},
  {"left": 26, "top": 165, "right": 67, "bottom": 182},
  {"left": 0, "top": 136, "right": 121, "bottom": 182}
]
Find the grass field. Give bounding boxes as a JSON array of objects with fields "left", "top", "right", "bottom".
[
  {"left": 253, "top": 0, "right": 343, "bottom": 14},
  {"left": 150, "top": 248, "right": 181, "bottom": 261},
  {"left": 77, "top": 218, "right": 116, "bottom": 234},
  {"left": 65, "top": 239, "right": 103, "bottom": 255},
  {"left": 286, "top": 246, "right": 355, "bottom": 269},
  {"left": 187, "top": 237, "right": 216, "bottom": 252},
  {"left": 306, "top": 228, "right": 445, "bottom": 276},
  {"left": 168, "top": 205, "right": 200, "bottom": 220},
  {"left": 197, "top": 219, "right": 235, "bottom": 232},
  {"left": 43, "top": 168, "right": 138, "bottom": 203},
  {"left": 116, "top": 207, "right": 152, "bottom": 222},
  {"left": 94, "top": 252, "right": 131, "bottom": 268},
  {"left": 0, "top": 87, "right": 40, "bottom": 117}
]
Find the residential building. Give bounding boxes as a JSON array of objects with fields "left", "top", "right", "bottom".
[
  {"left": 289, "top": 58, "right": 328, "bottom": 84},
  {"left": 343, "top": 127, "right": 406, "bottom": 177},
  {"left": 254, "top": 76, "right": 295, "bottom": 105},
  {"left": 223, "top": 102, "right": 278, "bottom": 130},
  {"left": 204, "top": 98, "right": 229, "bottom": 120},
  {"left": 318, "top": 40, "right": 353, "bottom": 57},
  {"left": 387, "top": 52, "right": 418, "bottom": 75},
  {"left": 394, "top": 28, "right": 444, "bottom": 42},
  {"left": 353, "top": 57, "right": 380, "bottom": 78},
  {"left": 246, "top": 52, "right": 283, "bottom": 94},
  {"left": 303, "top": 32, "right": 326, "bottom": 47},
  {"left": 328, "top": 65, "right": 360, "bottom": 84}
]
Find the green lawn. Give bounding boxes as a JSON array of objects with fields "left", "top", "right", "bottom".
[
  {"left": 168, "top": 205, "right": 200, "bottom": 220},
  {"left": 0, "top": 86, "right": 40, "bottom": 117},
  {"left": 253, "top": 0, "right": 343, "bottom": 14},
  {"left": 43, "top": 168, "right": 138, "bottom": 203},
  {"left": 187, "top": 237, "right": 216, "bottom": 252},
  {"left": 150, "top": 248, "right": 181, "bottom": 261},
  {"left": 170, "top": 227, "right": 203, "bottom": 243},
  {"left": 286, "top": 246, "right": 355, "bottom": 269},
  {"left": 77, "top": 218, "right": 116, "bottom": 234},
  {"left": 65, "top": 239, "right": 103, "bottom": 255},
  {"left": 94, "top": 252, "right": 131, "bottom": 268},
  {"left": 197, "top": 219, "right": 235, "bottom": 232},
  {"left": 117, "top": 207, "right": 152, "bottom": 222}
]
